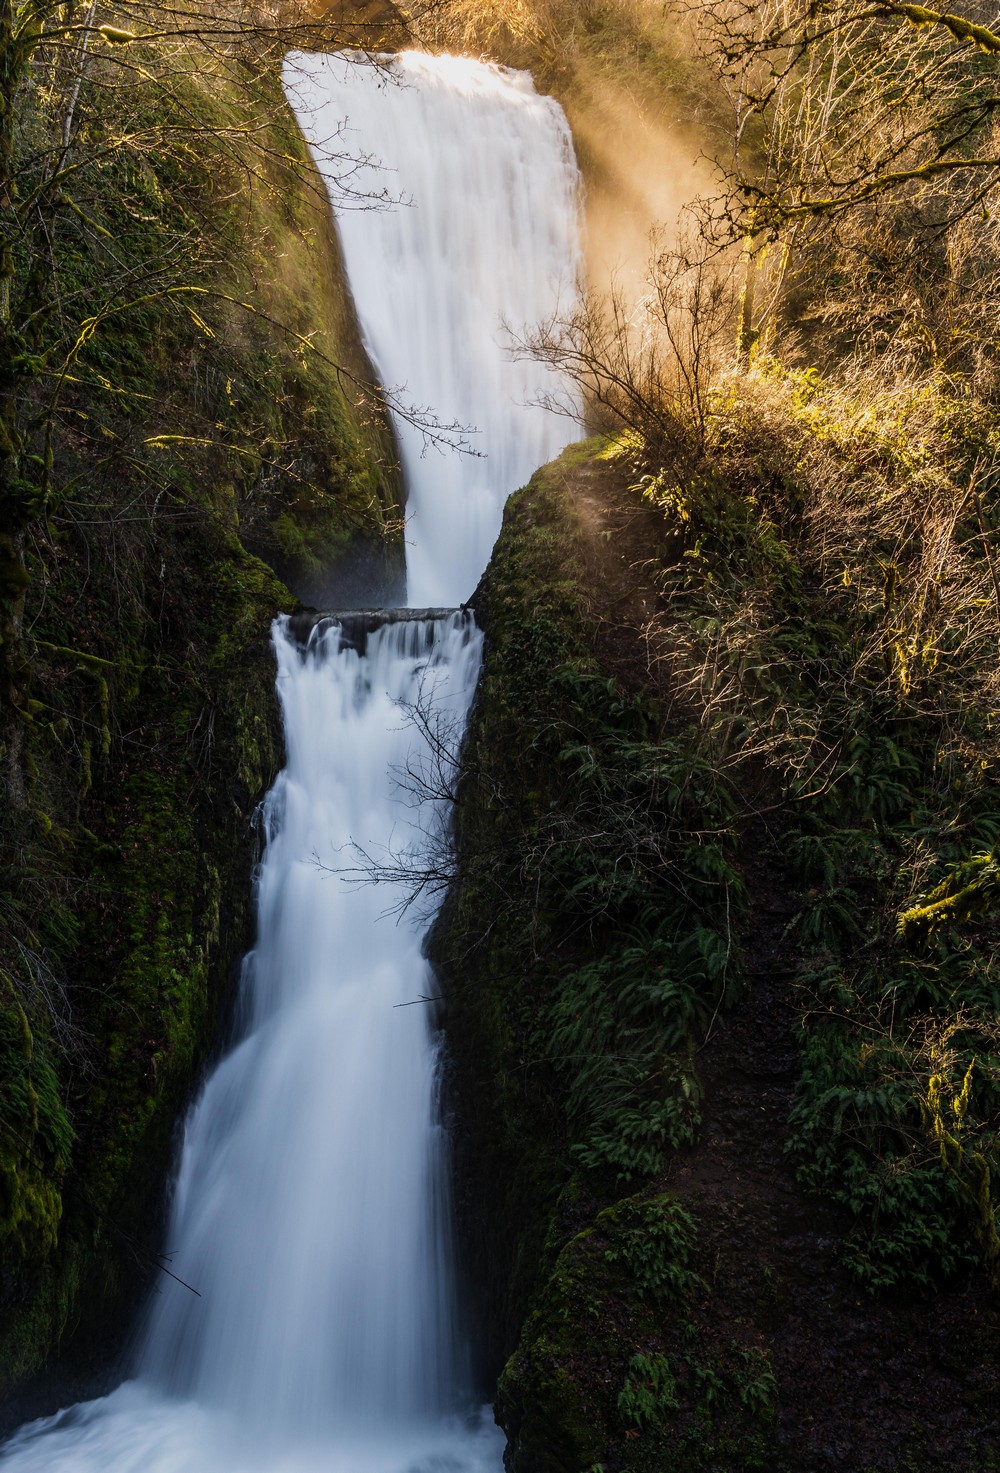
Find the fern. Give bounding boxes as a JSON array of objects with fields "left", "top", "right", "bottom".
[{"left": 617, "top": 1353, "right": 679, "bottom": 1428}]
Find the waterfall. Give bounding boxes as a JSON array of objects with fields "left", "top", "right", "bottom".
[
  {"left": 138, "top": 614, "right": 483, "bottom": 1438},
  {"left": 0, "top": 51, "right": 581, "bottom": 1473},
  {"left": 283, "top": 50, "right": 582, "bottom": 609}
]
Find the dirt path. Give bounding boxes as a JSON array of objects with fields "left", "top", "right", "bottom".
[{"left": 557, "top": 446, "right": 1000, "bottom": 1471}]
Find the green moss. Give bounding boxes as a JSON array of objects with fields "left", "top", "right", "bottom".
[
  {"left": 0, "top": 24, "right": 397, "bottom": 1390},
  {"left": 0, "top": 1143, "right": 63, "bottom": 1265},
  {"left": 897, "top": 849, "right": 1000, "bottom": 942},
  {"left": 0, "top": 531, "right": 286, "bottom": 1388},
  {"left": 496, "top": 1187, "right": 780, "bottom": 1473}
]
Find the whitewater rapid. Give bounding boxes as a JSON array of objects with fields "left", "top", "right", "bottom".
[{"left": 0, "top": 50, "right": 581, "bottom": 1473}]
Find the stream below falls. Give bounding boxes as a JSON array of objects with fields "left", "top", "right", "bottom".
[{"left": 0, "top": 50, "right": 582, "bottom": 1473}]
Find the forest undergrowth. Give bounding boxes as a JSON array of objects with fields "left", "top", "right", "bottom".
[
  {"left": 425, "top": 0, "right": 1000, "bottom": 1465},
  {"left": 534, "top": 0, "right": 1000, "bottom": 1298},
  {"left": 640, "top": 349, "right": 1000, "bottom": 1291}
]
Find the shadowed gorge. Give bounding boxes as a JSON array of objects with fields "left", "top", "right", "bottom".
[
  {"left": 0, "top": 46, "right": 581, "bottom": 1473},
  {"left": 2, "top": 0, "right": 1000, "bottom": 1469}
]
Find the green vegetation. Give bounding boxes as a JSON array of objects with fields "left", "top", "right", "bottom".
[
  {"left": 0, "top": 0, "right": 405, "bottom": 1391},
  {"left": 432, "top": 444, "right": 776, "bottom": 1468},
  {"left": 433, "top": 141, "right": 1000, "bottom": 1454},
  {"left": 443, "top": 447, "right": 740, "bottom": 1176},
  {"left": 648, "top": 358, "right": 1000, "bottom": 1295},
  {"left": 3, "top": 0, "right": 999, "bottom": 1460},
  {"left": 431, "top": 449, "right": 741, "bottom": 1363},
  {"left": 495, "top": 1191, "right": 779, "bottom": 1473},
  {"left": 439, "top": 382, "right": 999, "bottom": 1463}
]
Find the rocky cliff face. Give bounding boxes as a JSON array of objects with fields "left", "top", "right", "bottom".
[{"left": 0, "top": 37, "right": 401, "bottom": 1404}]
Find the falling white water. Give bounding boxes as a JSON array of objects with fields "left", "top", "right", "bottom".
[
  {"left": 283, "top": 50, "right": 583, "bottom": 607},
  {"left": 1, "top": 51, "right": 582, "bottom": 1473},
  {"left": 138, "top": 615, "right": 484, "bottom": 1439}
]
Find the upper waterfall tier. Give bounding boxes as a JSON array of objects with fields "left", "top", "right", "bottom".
[{"left": 282, "top": 50, "right": 584, "bottom": 607}]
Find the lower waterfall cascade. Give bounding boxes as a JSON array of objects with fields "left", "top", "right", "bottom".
[{"left": 0, "top": 49, "right": 582, "bottom": 1473}]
